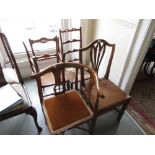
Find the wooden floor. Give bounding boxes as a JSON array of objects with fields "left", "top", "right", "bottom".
[{"left": 0, "top": 79, "right": 145, "bottom": 135}]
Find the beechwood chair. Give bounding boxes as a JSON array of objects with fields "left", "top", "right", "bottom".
[
  {"left": 23, "top": 36, "right": 61, "bottom": 97},
  {"left": 32, "top": 62, "right": 102, "bottom": 134},
  {"left": 0, "top": 32, "right": 42, "bottom": 133},
  {"left": 68, "top": 39, "right": 131, "bottom": 134}
]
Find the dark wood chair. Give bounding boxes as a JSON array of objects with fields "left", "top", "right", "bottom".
[
  {"left": 31, "top": 62, "right": 101, "bottom": 134},
  {"left": 71, "top": 39, "right": 131, "bottom": 134},
  {"left": 23, "top": 36, "right": 61, "bottom": 97},
  {"left": 0, "top": 32, "right": 42, "bottom": 133}
]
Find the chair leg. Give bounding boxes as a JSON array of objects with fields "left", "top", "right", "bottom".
[
  {"left": 117, "top": 102, "right": 129, "bottom": 121},
  {"left": 89, "top": 117, "right": 97, "bottom": 135},
  {"left": 25, "top": 106, "right": 42, "bottom": 133}
]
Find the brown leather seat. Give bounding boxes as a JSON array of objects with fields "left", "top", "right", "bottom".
[
  {"left": 32, "top": 62, "right": 100, "bottom": 134},
  {"left": 43, "top": 90, "right": 93, "bottom": 134}
]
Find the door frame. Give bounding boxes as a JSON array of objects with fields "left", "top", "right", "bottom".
[{"left": 119, "top": 19, "right": 155, "bottom": 93}]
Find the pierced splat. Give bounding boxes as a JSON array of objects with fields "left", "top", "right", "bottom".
[
  {"left": 79, "top": 39, "right": 115, "bottom": 79},
  {"left": 90, "top": 40, "right": 106, "bottom": 74}
]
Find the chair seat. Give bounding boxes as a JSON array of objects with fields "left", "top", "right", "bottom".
[
  {"left": 91, "top": 79, "right": 129, "bottom": 113},
  {"left": 2, "top": 68, "right": 19, "bottom": 84},
  {"left": 40, "top": 72, "right": 55, "bottom": 86},
  {"left": 43, "top": 90, "right": 93, "bottom": 134},
  {"left": 40, "top": 70, "right": 77, "bottom": 86},
  {"left": 0, "top": 83, "right": 29, "bottom": 116},
  {"left": 65, "top": 68, "right": 90, "bottom": 82}
]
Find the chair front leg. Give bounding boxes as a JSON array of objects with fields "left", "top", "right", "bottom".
[
  {"left": 25, "top": 106, "right": 42, "bottom": 133},
  {"left": 117, "top": 100, "right": 130, "bottom": 121},
  {"left": 89, "top": 117, "right": 97, "bottom": 135}
]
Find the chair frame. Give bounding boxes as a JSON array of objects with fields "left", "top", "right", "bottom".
[
  {"left": 0, "top": 32, "right": 42, "bottom": 133},
  {"left": 32, "top": 62, "right": 102, "bottom": 134},
  {"left": 59, "top": 27, "right": 82, "bottom": 62},
  {"left": 63, "top": 39, "right": 131, "bottom": 134},
  {"left": 25, "top": 36, "right": 61, "bottom": 73}
]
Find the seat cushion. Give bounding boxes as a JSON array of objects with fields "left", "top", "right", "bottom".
[
  {"left": 65, "top": 68, "right": 90, "bottom": 82},
  {"left": 91, "top": 79, "right": 129, "bottom": 112},
  {"left": 40, "top": 70, "right": 74, "bottom": 86},
  {"left": 43, "top": 90, "right": 93, "bottom": 134},
  {"left": 41, "top": 72, "right": 55, "bottom": 86},
  {"left": 0, "top": 83, "right": 29, "bottom": 116},
  {"left": 2, "top": 68, "right": 19, "bottom": 84}
]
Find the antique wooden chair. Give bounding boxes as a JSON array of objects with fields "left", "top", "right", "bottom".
[
  {"left": 59, "top": 27, "right": 82, "bottom": 62},
  {"left": 59, "top": 27, "right": 89, "bottom": 84},
  {"left": 0, "top": 32, "right": 42, "bottom": 133},
  {"left": 23, "top": 36, "right": 61, "bottom": 96},
  {"left": 71, "top": 39, "right": 131, "bottom": 134},
  {"left": 32, "top": 62, "right": 101, "bottom": 134}
]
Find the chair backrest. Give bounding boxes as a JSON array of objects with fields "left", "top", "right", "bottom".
[
  {"left": 23, "top": 42, "right": 37, "bottom": 73},
  {"left": 59, "top": 27, "right": 82, "bottom": 62},
  {"left": 81, "top": 39, "right": 115, "bottom": 79},
  {"left": 66, "top": 39, "right": 115, "bottom": 79},
  {"left": 27, "top": 36, "right": 61, "bottom": 73},
  {"left": 0, "top": 63, "right": 7, "bottom": 87},
  {"left": 32, "top": 62, "right": 100, "bottom": 111},
  {"left": 0, "top": 33, "right": 24, "bottom": 84}
]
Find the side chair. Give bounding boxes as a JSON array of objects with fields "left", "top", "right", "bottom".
[
  {"left": 0, "top": 32, "right": 42, "bottom": 133},
  {"left": 70, "top": 39, "right": 131, "bottom": 134},
  {"left": 23, "top": 36, "right": 61, "bottom": 97}
]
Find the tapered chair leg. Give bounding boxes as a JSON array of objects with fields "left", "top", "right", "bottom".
[
  {"left": 26, "top": 106, "right": 42, "bottom": 133},
  {"left": 89, "top": 117, "right": 97, "bottom": 135},
  {"left": 117, "top": 102, "right": 129, "bottom": 121}
]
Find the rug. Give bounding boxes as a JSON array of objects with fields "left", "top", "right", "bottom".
[{"left": 128, "top": 72, "right": 155, "bottom": 134}]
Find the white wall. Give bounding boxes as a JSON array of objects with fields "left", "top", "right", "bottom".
[
  {"left": 93, "top": 19, "right": 138, "bottom": 86},
  {"left": 120, "top": 19, "right": 155, "bottom": 93}
]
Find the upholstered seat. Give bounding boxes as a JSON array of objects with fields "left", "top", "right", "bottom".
[
  {"left": 43, "top": 90, "right": 93, "bottom": 134},
  {"left": 2, "top": 68, "right": 19, "bottom": 84},
  {"left": 40, "top": 72, "right": 55, "bottom": 86},
  {"left": 32, "top": 62, "right": 100, "bottom": 134},
  {"left": 65, "top": 68, "right": 90, "bottom": 82}
]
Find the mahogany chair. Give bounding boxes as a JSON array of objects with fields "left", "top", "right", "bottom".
[
  {"left": 23, "top": 36, "right": 61, "bottom": 97},
  {"left": 32, "top": 62, "right": 101, "bottom": 134},
  {"left": 72, "top": 39, "right": 131, "bottom": 134},
  {"left": 0, "top": 32, "right": 42, "bottom": 133}
]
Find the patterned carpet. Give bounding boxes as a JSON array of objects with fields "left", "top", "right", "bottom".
[{"left": 128, "top": 72, "right": 155, "bottom": 134}]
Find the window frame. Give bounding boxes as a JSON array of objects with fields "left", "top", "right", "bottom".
[{"left": 0, "top": 19, "right": 71, "bottom": 63}]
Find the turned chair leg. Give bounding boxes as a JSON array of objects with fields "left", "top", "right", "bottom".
[
  {"left": 26, "top": 106, "right": 42, "bottom": 133},
  {"left": 117, "top": 102, "right": 129, "bottom": 121},
  {"left": 89, "top": 117, "right": 97, "bottom": 135}
]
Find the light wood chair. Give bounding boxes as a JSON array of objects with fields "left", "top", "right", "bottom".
[{"left": 23, "top": 36, "right": 61, "bottom": 97}]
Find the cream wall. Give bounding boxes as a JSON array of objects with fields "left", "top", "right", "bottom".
[{"left": 90, "top": 19, "right": 139, "bottom": 87}]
